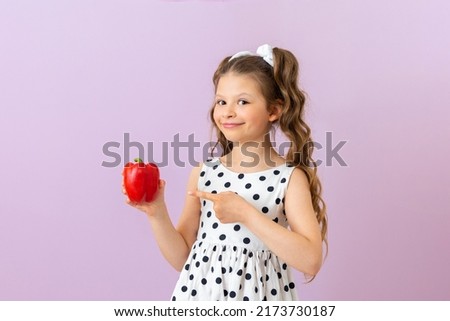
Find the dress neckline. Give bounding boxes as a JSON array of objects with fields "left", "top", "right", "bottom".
[{"left": 211, "top": 157, "right": 290, "bottom": 175}]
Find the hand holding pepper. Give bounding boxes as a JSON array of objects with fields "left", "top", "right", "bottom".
[{"left": 122, "top": 158, "right": 165, "bottom": 216}]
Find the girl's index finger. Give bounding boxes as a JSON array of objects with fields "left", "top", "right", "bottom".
[{"left": 188, "top": 190, "right": 218, "bottom": 202}]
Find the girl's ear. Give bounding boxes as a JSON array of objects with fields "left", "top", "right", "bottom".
[{"left": 268, "top": 100, "right": 283, "bottom": 122}]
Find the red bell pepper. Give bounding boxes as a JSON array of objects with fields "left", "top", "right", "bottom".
[{"left": 123, "top": 158, "right": 160, "bottom": 203}]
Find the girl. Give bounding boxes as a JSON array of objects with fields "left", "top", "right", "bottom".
[{"left": 123, "top": 44, "right": 327, "bottom": 301}]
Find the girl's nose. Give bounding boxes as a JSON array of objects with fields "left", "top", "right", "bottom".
[{"left": 223, "top": 105, "right": 236, "bottom": 118}]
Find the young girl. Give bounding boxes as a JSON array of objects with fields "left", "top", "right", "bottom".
[{"left": 123, "top": 44, "right": 327, "bottom": 301}]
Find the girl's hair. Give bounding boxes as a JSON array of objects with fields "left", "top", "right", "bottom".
[{"left": 209, "top": 47, "right": 328, "bottom": 276}]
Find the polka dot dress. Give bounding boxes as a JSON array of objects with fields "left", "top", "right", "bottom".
[{"left": 171, "top": 157, "right": 298, "bottom": 301}]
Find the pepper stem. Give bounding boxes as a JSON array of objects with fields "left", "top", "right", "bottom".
[{"left": 134, "top": 158, "right": 144, "bottom": 163}]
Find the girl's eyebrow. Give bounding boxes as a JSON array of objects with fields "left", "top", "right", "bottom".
[{"left": 215, "top": 92, "right": 254, "bottom": 98}]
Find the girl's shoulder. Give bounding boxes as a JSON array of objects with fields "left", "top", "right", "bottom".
[{"left": 285, "top": 166, "right": 311, "bottom": 195}]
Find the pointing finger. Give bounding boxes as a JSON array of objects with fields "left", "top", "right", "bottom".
[{"left": 188, "top": 190, "right": 218, "bottom": 202}]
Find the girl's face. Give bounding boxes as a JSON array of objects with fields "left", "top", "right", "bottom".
[{"left": 213, "top": 72, "right": 279, "bottom": 144}]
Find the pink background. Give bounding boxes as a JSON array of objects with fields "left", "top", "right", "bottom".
[{"left": 1, "top": 0, "right": 449, "bottom": 300}]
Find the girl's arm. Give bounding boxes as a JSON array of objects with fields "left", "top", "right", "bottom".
[
  {"left": 125, "top": 164, "right": 202, "bottom": 271},
  {"left": 243, "top": 168, "right": 323, "bottom": 276}
]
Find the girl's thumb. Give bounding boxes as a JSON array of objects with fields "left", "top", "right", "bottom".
[{"left": 159, "top": 179, "right": 166, "bottom": 190}]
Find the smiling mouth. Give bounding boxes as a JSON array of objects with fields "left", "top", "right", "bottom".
[{"left": 222, "top": 123, "right": 244, "bottom": 128}]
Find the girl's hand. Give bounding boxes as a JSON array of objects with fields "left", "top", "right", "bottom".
[
  {"left": 122, "top": 177, "right": 167, "bottom": 217},
  {"left": 188, "top": 190, "right": 254, "bottom": 224}
]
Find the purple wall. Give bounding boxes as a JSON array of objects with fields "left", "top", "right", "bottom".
[{"left": 1, "top": 0, "right": 449, "bottom": 300}]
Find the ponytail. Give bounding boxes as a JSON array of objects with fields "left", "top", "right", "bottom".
[{"left": 273, "top": 48, "right": 328, "bottom": 265}]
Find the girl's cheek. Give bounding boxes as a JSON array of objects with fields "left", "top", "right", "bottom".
[{"left": 213, "top": 108, "right": 221, "bottom": 123}]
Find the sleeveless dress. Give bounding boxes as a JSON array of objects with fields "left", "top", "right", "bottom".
[{"left": 171, "top": 157, "right": 298, "bottom": 301}]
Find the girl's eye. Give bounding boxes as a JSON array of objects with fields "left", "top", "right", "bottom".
[
  {"left": 216, "top": 100, "right": 226, "bottom": 106},
  {"left": 238, "top": 99, "right": 249, "bottom": 105}
]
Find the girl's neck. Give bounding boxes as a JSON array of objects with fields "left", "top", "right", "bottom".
[{"left": 220, "top": 134, "right": 285, "bottom": 172}]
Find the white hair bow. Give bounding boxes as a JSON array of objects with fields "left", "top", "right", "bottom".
[{"left": 229, "top": 44, "right": 274, "bottom": 67}]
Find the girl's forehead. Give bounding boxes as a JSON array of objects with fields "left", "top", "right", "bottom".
[{"left": 216, "top": 72, "right": 262, "bottom": 94}]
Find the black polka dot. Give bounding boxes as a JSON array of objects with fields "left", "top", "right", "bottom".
[
  {"left": 259, "top": 175, "right": 266, "bottom": 181},
  {"left": 213, "top": 165, "right": 219, "bottom": 170},
  {"left": 213, "top": 245, "right": 217, "bottom": 251},
  {"left": 202, "top": 256, "right": 209, "bottom": 263},
  {"left": 172, "top": 296, "right": 176, "bottom": 301},
  {"left": 245, "top": 273, "right": 252, "bottom": 280},
  {"left": 255, "top": 287, "right": 258, "bottom": 293},
  {"left": 253, "top": 194, "right": 260, "bottom": 200},
  {"left": 200, "top": 171, "right": 205, "bottom": 177},
  {"left": 223, "top": 289, "right": 228, "bottom": 296},
  {"left": 195, "top": 261, "right": 200, "bottom": 268},
  {"left": 212, "top": 222, "right": 218, "bottom": 229},
  {"left": 233, "top": 224, "right": 241, "bottom": 231},
  {"left": 262, "top": 207, "right": 269, "bottom": 213},
  {"left": 243, "top": 237, "right": 250, "bottom": 244},
  {"left": 289, "top": 282, "right": 295, "bottom": 289},
  {"left": 267, "top": 186, "right": 274, "bottom": 192},
  {"left": 281, "top": 178, "right": 286, "bottom": 183},
  {"left": 189, "top": 274, "right": 194, "bottom": 280},
  {"left": 203, "top": 200, "right": 206, "bottom": 206},
  {"left": 245, "top": 183, "right": 252, "bottom": 189},
  {"left": 202, "top": 232, "right": 206, "bottom": 239},
  {"left": 219, "top": 234, "right": 226, "bottom": 241},
  {"left": 237, "top": 269, "right": 243, "bottom": 276},
  {"left": 275, "top": 198, "right": 281, "bottom": 204},
  {"left": 191, "top": 289, "right": 197, "bottom": 296},
  {"left": 273, "top": 217, "right": 279, "bottom": 223},
  {"left": 282, "top": 263, "right": 287, "bottom": 270},
  {"left": 218, "top": 172, "right": 224, "bottom": 177},
  {"left": 207, "top": 211, "right": 212, "bottom": 218},
  {"left": 224, "top": 182, "right": 231, "bottom": 188},
  {"left": 284, "top": 285, "right": 289, "bottom": 292},
  {"left": 243, "top": 296, "right": 249, "bottom": 301},
  {"left": 271, "top": 289, "right": 277, "bottom": 296},
  {"left": 229, "top": 291, "right": 236, "bottom": 298},
  {"left": 221, "top": 267, "right": 226, "bottom": 274},
  {"left": 205, "top": 180, "right": 211, "bottom": 186},
  {"left": 181, "top": 286, "right": 188, "bottom": 292},
  {"left": 216, "top": 277, "right": 222, "bottom": 284},
  {"left": 211, "top": 190, "right": 217, "bottom": 194},
  {"left": 184, "top": 264, "right": 190, "bottom": 271},
  {"left": 238, "top": 173, "right": 244, "bottom": 179},
  {"left": 201, "top": 278, "right": 207, "bottom": 285},
  {"left": 274, "top": 170, "right": 280, "bottom": 175}
]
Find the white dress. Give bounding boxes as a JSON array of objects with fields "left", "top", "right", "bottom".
[{"left": 171, "top": 158, "right": 298, "bottom": 301}]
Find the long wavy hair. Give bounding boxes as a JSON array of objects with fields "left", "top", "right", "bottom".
[{"left": 209, "top": 47, "right": 328, "bottom": 275}]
